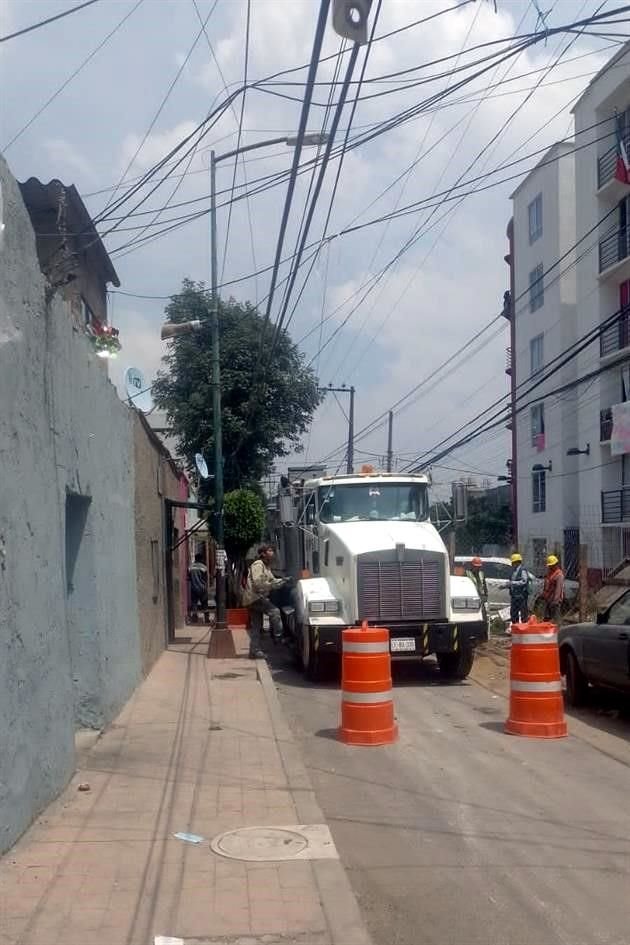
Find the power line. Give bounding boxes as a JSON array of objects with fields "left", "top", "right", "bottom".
[
  {"left": 310, "top": 201, "right": 619, "bottom": 470},
  {"left": 2, "top": 0, "right": 144, "bottom": 152},
  {"left": 0, "top": 0, "right": 101, "bottom": 44},
  {"left": 98, "top": 0, "right": 219, "bottom": 219},
  {"left": 261, "top": 0, "right": 331, "bottom": 328}
]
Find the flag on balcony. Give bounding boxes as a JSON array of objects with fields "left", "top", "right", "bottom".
[
  {"left": 611, "top": 401, "right": 630, "bottom": 455},
  {"left": 615, "top": 114, "right": 630, "bottom": 185}
]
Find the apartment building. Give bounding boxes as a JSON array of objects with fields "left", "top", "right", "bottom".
[
  {"left": 573, "top": 43, "right": 630, "bottom": 575},
  {"left": 510, "top": 41, "right": 630, "bottom": 579},
  {"left": 510, "top": 141, "right": 579, "bottom": 576}
]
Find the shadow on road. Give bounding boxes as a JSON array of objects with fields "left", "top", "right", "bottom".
[{"left": 565, "top": 692, "right": 630, "bottom": 744}]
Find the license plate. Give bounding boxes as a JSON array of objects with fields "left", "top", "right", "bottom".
[{"left": 391, "top": 637, "right": 416, "bottom": 652}]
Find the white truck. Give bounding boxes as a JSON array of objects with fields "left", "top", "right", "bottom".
[{"left": 269, "top": 468, "right": 487, "bottom": 680}]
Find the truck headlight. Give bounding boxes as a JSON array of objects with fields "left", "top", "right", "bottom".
[
  {"left": 452, "top": 597, "right": 479, "bottom": 611},
  {"left": 309, "top": 600, "right": 340, "bottom": 614}
]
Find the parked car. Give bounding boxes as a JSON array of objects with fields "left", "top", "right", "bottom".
[
  {"left": 454, "top": 556, "right": 577, "bottom": 612},
  {"left": 558, "top": 587, "right": 630, "bottom": 706}
]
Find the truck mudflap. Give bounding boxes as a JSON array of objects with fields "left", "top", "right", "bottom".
[{"left": 309, "top": 621, "right": 488, "bottom": 658}]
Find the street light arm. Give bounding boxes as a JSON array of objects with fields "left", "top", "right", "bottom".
[
  {"left": 214, "top": 136, "right": 289, "bottom": 164},
  {"left": 214, "top": 132, "right": 329, "bottom": 164}
]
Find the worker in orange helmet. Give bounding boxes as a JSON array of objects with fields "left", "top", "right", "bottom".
[
  {"left": 542, "top": 554, "right": 565, "bottom": 623},
  {"left": 465, "top": 557, "right": 488, "bottom": 605}
]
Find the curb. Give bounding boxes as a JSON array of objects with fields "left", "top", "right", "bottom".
[{"left": 256, "top": 659, "right": 374, "bottom": 945}]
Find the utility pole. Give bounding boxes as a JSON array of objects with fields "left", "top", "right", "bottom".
[
  {"left": 386, "top": 410, "right": 393, "bottom": 472},
  {"left": 209, "top": 150, "right": 226, "bottom": 629},
  {"left": 162, "top": 134, "right": 329, "bottom": 640},
  {"left": 347, "top": 385, "right": 355, "bottom": 474},
  {"left": 318, "top": 384, "right": 355, "bottom": 474}
]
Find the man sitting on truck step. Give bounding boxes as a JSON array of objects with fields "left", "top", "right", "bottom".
[{"left": 243, "top": 544, "right": 287, "bottom": 659}]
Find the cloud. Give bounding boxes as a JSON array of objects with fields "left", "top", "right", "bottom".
[
  {"left": 119, "top": 120, "right": 200, "bottom": 175},
  {"left": 43, "top": 138, "right": 95, "bottom": 183},
  {"left": 2, "top": 0, "right": 623, "bottom": 487}
]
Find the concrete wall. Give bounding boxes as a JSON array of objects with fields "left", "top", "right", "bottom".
[
  {"left": 132, "top": 412, "right": 187, "bottom": 674},
  {"left": 0, "top": 156, "right": 141, "bottom": 854}
]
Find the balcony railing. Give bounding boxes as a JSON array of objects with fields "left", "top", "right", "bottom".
[
  {"left": 602, "top": 487, "right": 630, "bottom": 524},
  {"left": 598, "top": 134, "right": 630, "bottom": 190},
  {"left": 600, "top": 407, "right": 613, "bottom": 442},
  {"left": 599, "top": 225, "right": 630, "bottom": 274},
  {"left": 600, "top": 307, "right": 630, "bottom": 356},
  {"left": 505, "top": 347, "right": 512, "bottom": 375}
]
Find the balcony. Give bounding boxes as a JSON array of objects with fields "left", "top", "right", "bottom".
[
  {"left": 505, "top": 347, "right": 512, "bottom": 376},
  {"left": 597, "top": 138, "right": 630, "bottom": 199},
  {"left": 599, "top": 225, "right": 630, "bottom": 279},
  {"left": 600, "top": 407, "right": 613, "bottom": 443},
  {"left": 602, "top": 487, "right": 630, "bottom": 524},
  {"left": 600, "top": 307, "right": 630, "bottom": 357}
]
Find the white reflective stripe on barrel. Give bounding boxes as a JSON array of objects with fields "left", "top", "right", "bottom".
[
  {"left": 510, "top": 679, "right": 562, "bottom": 692},
  {"left": 511, "top": 631, "right": 558, "bottom": 645},
  {"left": 342, "top": 641, "right": 390, "bottom": 653},
  {"left": 341, "top": 690, "right": 393, "bottom": 704}
]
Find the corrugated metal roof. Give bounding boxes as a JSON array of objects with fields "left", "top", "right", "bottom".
[{"left": 18, "top": 177, "right": 120, "bottom": 288}]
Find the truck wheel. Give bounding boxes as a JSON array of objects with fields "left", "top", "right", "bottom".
[
  {"left": 301, "top": 624, "right": 323, "bottom": 681},
  {"left": 565, "top": 650, "right": 588, "bottom": 707},
  {"left": 437, "top": 645, "right": 474, "bottom": 681}
]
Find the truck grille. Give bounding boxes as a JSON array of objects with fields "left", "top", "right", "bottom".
[{"left": 357, "top": 557, "right": 445, "bottom": 622}]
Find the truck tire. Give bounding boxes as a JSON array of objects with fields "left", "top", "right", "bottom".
[
  {"left": 301, "top": 624, "right": 324, "bottom": 682},
  {"left": 437, "top": 645, "right": 474, "bottom": 681},
  {"left": 565, "top": 650, "right": 588, "bottom": 707}
]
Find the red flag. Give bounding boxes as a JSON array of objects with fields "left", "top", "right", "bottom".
[{"left": 615, "top": 114, "right": 630, "bottom": 185}]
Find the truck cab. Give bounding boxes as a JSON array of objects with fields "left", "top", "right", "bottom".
[{"left": 271, "top": 469, "right": 487, "bottom": 680}]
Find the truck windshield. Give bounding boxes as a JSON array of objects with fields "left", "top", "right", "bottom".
[{"left": 318, "top": 483, "right": 429, "bottom": 523}]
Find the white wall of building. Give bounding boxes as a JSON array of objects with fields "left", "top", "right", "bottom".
[{"left": 512, "top": 142, "right": 578, "bottom": 574}]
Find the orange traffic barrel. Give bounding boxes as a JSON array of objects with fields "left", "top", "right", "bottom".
[
  {"left": 505, "top": 617, "right": 567, "bottom": 739},
  {"left": 339, "top": 622, "right": 398, "bottom": 746}
]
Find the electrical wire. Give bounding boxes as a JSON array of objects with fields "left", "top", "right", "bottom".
[
  {"left": 98, "top": 0, "right": 219, "bottom": 218},
  {"left": 2, "top": 0, "right": 144, "bottom": 151},
  {"left": 0, "top": 0, "right": 101, "bottom": 43},
  {"left": 260, "top": 0, "right": 331, "bottom": 328}
]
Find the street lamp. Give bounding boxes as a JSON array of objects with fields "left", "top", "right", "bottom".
[{"left": 161, "top": 132, "right": 330, "bottom": 631}]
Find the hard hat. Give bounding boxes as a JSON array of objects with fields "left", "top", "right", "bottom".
[
  {"left": 547, "top": 554, "right": 559, "bottom": 567},
  {"left": 471, "top": 557, "right": 482, "bottom": 567},
  {"left": 511, "top": 553, "right": 522, "bottom": 563}
]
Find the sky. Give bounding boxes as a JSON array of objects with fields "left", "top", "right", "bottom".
[{"left": 1, "top": 0, "right": 627, "bottom": 495}]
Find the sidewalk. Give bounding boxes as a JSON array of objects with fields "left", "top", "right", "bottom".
[{"left": 0, "top": 628, "right": 371, "bottom": 945}]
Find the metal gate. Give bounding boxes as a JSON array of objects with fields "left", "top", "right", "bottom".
[{"left": 563, "top": 528, "right": 580, "bottom": 581}]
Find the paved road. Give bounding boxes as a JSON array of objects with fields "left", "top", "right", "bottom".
[{"left": 267, "top": 649, "right": 630, "bottom": 945}]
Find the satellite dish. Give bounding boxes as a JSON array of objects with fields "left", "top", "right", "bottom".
[
  {"left": 125, "top": 366, "right": 154, "bottom": 414},
  {"left": 195, "top": 453, "right": 209, "bottom": 479}
]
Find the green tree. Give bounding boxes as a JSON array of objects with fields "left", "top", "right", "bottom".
[
  {"left": 223, "top": 489, "right": 265, "bottom": 562},
  {"left": 455, "top": 494, "right": 512, "bottom": 553},
  {"left": 223, "top": 488, "right": 266, "bottom": 605},
  {"left": 153, "top": 281, "right": 321, "bottom": 492}
]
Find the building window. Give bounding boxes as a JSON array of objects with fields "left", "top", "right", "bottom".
[
  {"left": 528, "top": 193, "right": 543, "bottom": 244},
  {"left": 532, "top": 470, "right": 546, "bottom": 513},
  {"left": 530, "top": 333, "right": 544, "bottom": 376},
  {"left": 622, "top": 362, "right": 630, "bottom": 402},
  {"left": 531, "top": 402, "right": 545, "bottom": 449},
  {"left": 529, "top": 263, "right": 544, "bottom": 312}
]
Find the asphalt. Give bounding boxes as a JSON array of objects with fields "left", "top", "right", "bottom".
[{"left": 266, "top": 648, "right": 630, "bottom": 945}]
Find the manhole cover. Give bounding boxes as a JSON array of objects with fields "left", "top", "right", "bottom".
[{"left": 211, "top": 826, "right": 308, "bottom": 861}]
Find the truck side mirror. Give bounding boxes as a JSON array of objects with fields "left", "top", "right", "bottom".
[{"left": 312, "top": 550, "right": 320, "bottom": 574}]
